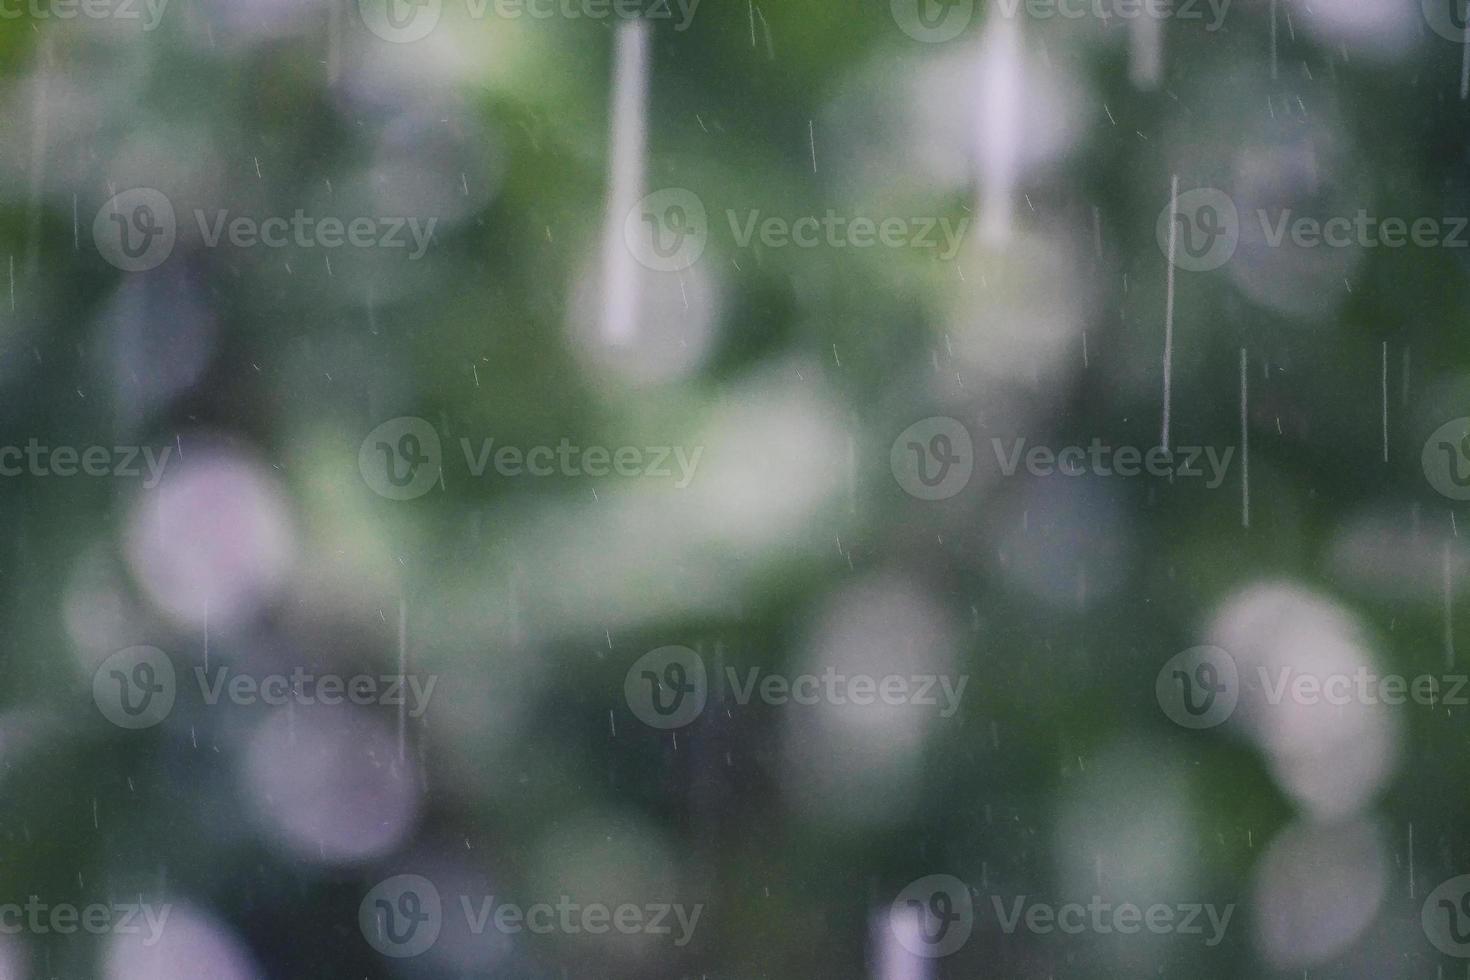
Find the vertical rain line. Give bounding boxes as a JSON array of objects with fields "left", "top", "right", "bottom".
[
  {"left": 1382, "top": 341, "right": 1389, "bottom": 463},
  {"left": 1162, "top": 176, "right": 1179, "bottom": 451},
  {"left": 1241, "top": 348, "right": 1249, "bottom": 529},
  {"left": 1461, "top": 19, "right": 1470, "bottom": 101},
  {"left": 398, "top": 596, "right": 408, "bottom": 765},
  {"left": 1409, "top": 822, "right": 1415, "bottom": 900},
  {"left": 1445, "top": 541, "right": 1455, "bottom": 671},
  {"left": 599, "top": 20, "right": 651, "bottom": 345},
  {"left": 327, "top": 0, "right": 342, "bottom": 86},
  {"left": 1269, "top": 0, "right": 1278, "bottom": 81},
  {"left": 25, "top": 38, "right": 50, "bottom": 284}
]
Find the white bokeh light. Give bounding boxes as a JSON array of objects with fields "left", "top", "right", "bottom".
[
  {"left": 241, "top": 706, "right": 421, "bottom": 866},
  {"left": 124, "top": 446, "right": 295, "bottom": 629}
]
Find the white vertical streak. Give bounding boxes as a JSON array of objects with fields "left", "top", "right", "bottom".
[
  {"left": 1129, "top": 14, "right": 1162, "bottom": 90},
  {"left": 1269, "top": 0, "right": 1278, "bottom": 80},
  {"left": 327, "top": 0, "right": 342, "bottom": 85},
  {"left": 1461, "top": 24, "right": 1470, "bottom": 101},
  {"left": 398, "top": 596, "right": 408, "bottom": 764},
  {"left": 600, "top": 20, "right": 651, "bottom": 345},
  {"left": 1409, "top": 822, "right": 1415, "bottom": 899},
  {"left": 1382, "top": 341, "right": 1389, "bottom": 463},
  {"left": 1444, "top": 539, "right": 1456, "bottom": 670},
  {"left": 1162, "top": 175, "right": 1179, "bottom": 451},
  {"left": 25, "top": 38, "right": 49, "bottom": 281},
  {"left": 873, "top": 909, "right": 934, "bottom": 980},
  {"left": 976, "top": 11, "right": 1021, "bottom": 244},
  {"left": 1241, "top": 348, "right": 1250, "bottom": 529}
]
